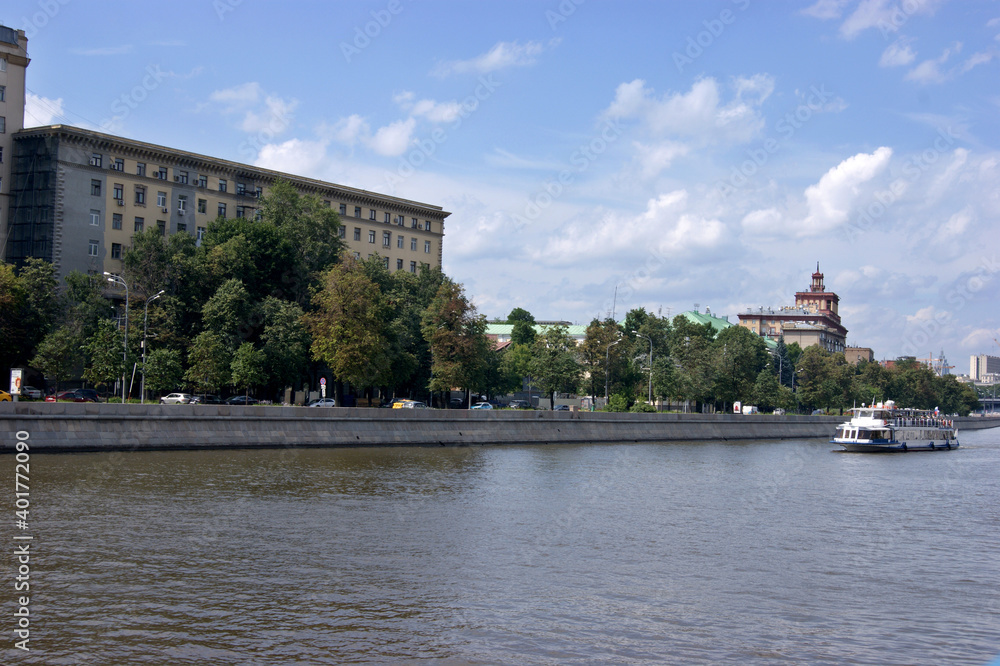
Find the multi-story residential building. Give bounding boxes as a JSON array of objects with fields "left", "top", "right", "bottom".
[
  {"left": 0, "top": 28, "right": 448, "bottom": 282},
  {"left": 737, "top": 265, "right": 848, "bottom": 353},
  {"left": 970, "top": 354, "right": 1000, "bottom": 382},
  {"left": 0, "top": 27, "right": 29, "bottom": 246}
]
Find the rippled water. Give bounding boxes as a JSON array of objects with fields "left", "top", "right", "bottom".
[{"left": 16, "top": 429, "right": 1000, "bottom": 664}]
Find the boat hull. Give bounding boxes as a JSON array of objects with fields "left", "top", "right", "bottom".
[{"left": 833, "top": 440, "right": 960, "bottom": 453}]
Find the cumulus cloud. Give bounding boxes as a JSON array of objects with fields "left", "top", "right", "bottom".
[
  {"left": 208, "top": 82, "right": 297, "bottom": 137},
  {"left": 838, "top": 0, "right": 943, "bottom": 40},
  {"left": 394, "top": 91, "right": 464, "bottom": 123},
  {"left": 433, "top": 40, "right": 548, "bottom": 76},
  {"left": 880, "top": 39, "right": 917, "bottom": 67},
  {"left": 802, "top": 146, "right": 893, "bottom": 234},
  {"left": 800, "top": 0, "right": 852, "bottom": 20},
  {"left": 254, "top": 138, "right": 330, "bottom": 176},
  {"left": 367, "top": 118, "right": 416, "bottom": 156},
  {"left": 24, "top": 93, "right": 66, "bottom": 127}
]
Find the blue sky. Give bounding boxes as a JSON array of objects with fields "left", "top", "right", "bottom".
[{"left": 8, "top": 0, "right": 1000, "bottom": 369}]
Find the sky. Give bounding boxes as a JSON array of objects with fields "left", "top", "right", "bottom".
[{"left": 6, "top": 0, "right": 1000, "bottom": 370}]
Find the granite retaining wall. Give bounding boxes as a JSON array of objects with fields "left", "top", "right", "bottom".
[{"left": 0, "top": 403, "right": 995, "bottom": 453}]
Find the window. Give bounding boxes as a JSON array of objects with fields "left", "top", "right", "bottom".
[
  {"left": 111, "top": 158, "right": 124, "bottom": 171},
  {"left": 136, "top": 162, "right": 146, "bottom": 177},
  {"left": 218, "top": 179, "right": 227, "bottom": 193},
  {"left": 237, "top": 183, "right": 246, "bottom": 196},
  {"left": 352, "top": 251, "right": 361, "bottom": 259},
  {"left": 410, "top": 238, "right": 417, "bottom": 251},
  {"left": 382, "top": 231, "right": 391, "bottom": 247},
  {"left": 196, "top": 227, "right": 206, "bottom": 243},
  {"left": 217, "top": 203, "right": 227, "bottom": 217},
  {"left": 0, "top": 85, "right": 4, "bottom": 102},
  {"left": 397, "top": 236, "right": 404, "bottom": 249},
  {"left": 157, "top": 191, "right": 166, "bottom": 207},
  {"left": 134, "top": 217, "right": 144, "bottom": 232},
  {"left": 177, "top": 195, "right": 187, "bottom": 211},
  {"left": 424, "top": 240, "right": 431, "bottom": 253},
  {"left": 354, "top": 206, "right": 362, "bottom": 218},
  {"left": 89, "top": 153, "right": 102, "bottom": 167},
  {"left": 112, "top": 213, "right": 122, "bottom": 230},
  {"left": 91, "top": 179, "right": 101, "bottom": 196},
  {"left": 198, "top": 175, "right": 208, "bottom": 188},
  {"left": 368, "top": 230, "right": 376, "bottom": 244},
  {"left": 396, "top": 258, "right": 403, "bottom": 270},
  {"left": 338, "top": 226, "right": 345, "bottom": 238},
  {"left": 255, "top": 187, "right": 262, "bottom": 198},
  {"left": 0, "top": 116, "right": 4, "bottom": 134},
  {"left": 88, "top": 240, "right": 99, "bottom": 257},
  {"left": 90, "top": 210, "right": 101, "bottom": 226},
  {"left": 157, "top": 220, "right": 166, "bottom": 235},
  {"left": 410, "top": 261, "right": 417, "bottom": 273},
  {"left": 0, "top": 58, "right": 5, "bottom": 72},
  {"left": 384, "top": 212, "right": 390, "bottom": 223},
  {"left": 353, "top": 228, "right": 361, "bottom": 241},
  {"left": 177, "top": 222, "right": 187, "bottom": 233},
  {"left": 425, "top": 221, "right": 432, "bottom": 233},
  {"left": 383, "top": 257, "right": 389, "bottom": 270},
  {"left": 135, "top": 185, "right": 146, "bottom": 205},
  {"left": 156, "top": 167, "right": 167, "bottom": 180},
  {"left": 197, "top": 199, "right": 207, "bottom": 214},
  {"left": 236, "top": 206, "right": 245, "bottom": 218},
  {"left": 410, "top": 217, "right": 418, "bottom": 228},
  {"left": 369, "top": 209, "right": 377, "bottom": 220},
  {"left": 0, "top": 146, "right": 3, "bottom": 163},
  {"left": 176, "top": 170, "right": 188, "bottom": 184},
  {"left": 111, "top": 243, "right": 122, "bottom": 260},
  {"left": 339, "top": 203, "right": 347, "bottom": 215},
  {"left": 113, "top": 183, "right": 124, "bottom": 201}
]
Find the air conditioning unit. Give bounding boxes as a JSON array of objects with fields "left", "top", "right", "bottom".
[
  {"left": 162, "top": 207, "right": 169, "bottom": 213},
  {"left": 178, "top": 209, "right": 185, "bottom": 216},
  {"left": 116, "top": 199, "right": 125, "bottom": 206}
]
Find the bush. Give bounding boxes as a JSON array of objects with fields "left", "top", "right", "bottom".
[
  {"left": 605, "top": 393, "right": 629, "bottom": 412},
  {"left": 629, "top": 400, "right": 656, "bottom": 413}
]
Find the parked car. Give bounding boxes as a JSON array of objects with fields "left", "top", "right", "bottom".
[
  {"left": 508, "top": 400, "right": 532, "bottom": 409},
  {"left": 811, "top": 409, "right": 826, "bottom": 415},
  {"left": 0, "top": 390, "right": 10, "bottom": 402},
  {"left": 225, "top": 395, "right": 259, "bottom": 406},
  {"left": 395, "top": 400, "right": 427, "bottom": 409},
  {"left": 77, "top": 388, "right": 102, "bottom": 402},
  {"left": 773, "top": 408, "right": 785, "bottom": 416},
  {"left": 391, "top": 399, "right": 410, "bottom": 409},
  {"left": 19, "top": 386, "right": 43, "bottom": 400},
  {"left": 190, "top": 394, "right": 222, "bottom": 405},
  {"left": 308, "top": 398, "right": 337, "bottom": 407},
  {"left": 160, "top": 393, "right": 193, "bottom": 405},
  {"left": 470, "top": 402, "right": 493, "bottom": 409},
  {"left": 553, "top": 404, "right": 570, "bottom": 411},
  {"left": 50, "top": 389, "right": 99, "bottom": 403}
]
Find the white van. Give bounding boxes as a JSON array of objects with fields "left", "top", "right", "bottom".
[{"left": 741, "top": 405, "right": 759, "bottom": 415}]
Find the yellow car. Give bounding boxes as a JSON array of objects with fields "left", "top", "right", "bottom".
[{"left": 0, "top": 390, "right": 11, "bottom": 402}]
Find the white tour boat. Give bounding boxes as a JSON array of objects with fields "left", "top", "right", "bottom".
[{"left": 832, "top": 400, "right": 959, "bottom": 452}]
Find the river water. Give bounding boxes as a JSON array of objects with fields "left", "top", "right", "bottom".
[{"left": 15, "top": 429, "right": 1000, "bottom": 664}]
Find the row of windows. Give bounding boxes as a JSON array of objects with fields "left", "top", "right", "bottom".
[
  {"left": 337, "top": 203, "right": 435, "bottom": 233},
  {"left": 349, "top": 252, "right": 427, "bottom": 274},
  {"left": 349, "top": 227, "right": 432, "bottom": 253},
  {"left": 92, "top": 224, "right": 209, "bottom": 259},
  {"left": 90, "top": 153, "right": 264, "bottom": 196},
  {"left": 93, "top": 180, "right": 258, "bottom": 219}
]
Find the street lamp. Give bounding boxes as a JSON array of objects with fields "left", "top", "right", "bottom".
[
  {"left": 637, "top": 333, "right": 653, "bottom": 405},
  {"left": 140, "top": 289, "right": 165, "bottom": 404},
  {"left": 604, "top": 336, "right": 622, "bottom": 403},
  {"left": 104, "top": 272, "right": 129, "bottom": 402}
]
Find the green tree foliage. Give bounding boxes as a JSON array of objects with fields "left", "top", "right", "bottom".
[
  {"left": 230, "top": 342, "right": 267, "bottom": 398},
  {"left": 532, "top": 324, "right": 581, "bottom": 409},
  {"left": 142, "top": 347, "right": 184, "bottom": 396},
  {"left": 421, "top": 280, "right": 489, "bottom": 397},
  {"left": 83, "top": 318, "right": 127, "bottom": 390},
  {"left": 202, "top": 279, "right": 259, "bottom": 352},
  {"left": 0, "top": 260, "right": 60, "bottom": 370},
  {"left": 259, "top": 297, "right": 310, "bottom": 390},
  {"left": 29, "top": 326, "right": 81, "bottom": 391},
  {"left": 712, "top": 326, "right": 769, "bottom": 410},
  {"left": 772, "top": 336, "right": 794, "bottom": 387},
  {"left": 185, "top": 331, "right": 231, "bottom": 394},
  {"left": 507, "top": 307, "right": 537, "bottom": 346},
  {"left": 668, "top": 317, "right": 717, "bottom": 409},
  {"left": 579, "top": 318, "right": 625, "bottom": 401},
  {"left": 751, "top": 368, "right": 780, "bottom": 412},
  {"left": 306, "top": 256, "right": 392, "bottom": 390}
]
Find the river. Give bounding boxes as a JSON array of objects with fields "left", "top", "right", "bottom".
[{"left": 15, "top": 429, "right": 1000, "bottom": 664}]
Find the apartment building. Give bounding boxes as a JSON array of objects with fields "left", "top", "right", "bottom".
[{"left": 0, "top": 28, "right": 448, "bottom": 283}]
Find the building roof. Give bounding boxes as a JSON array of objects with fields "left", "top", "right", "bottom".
[
  {"left": 675, "top": 310, "right": 777, "bottom": 349},
  {"left": 485, "top": 323, "right": 589, "bottom": 339}
]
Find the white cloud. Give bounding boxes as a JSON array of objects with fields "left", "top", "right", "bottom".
[
  {"left": 801, "top": 0, "right": 852, "bottom": 20},
  {"left": 366, "top": 118, "right": 416, "bottom": 156},
  {"left": 880, "top": 39, "right": 917, "bottom": 67},
  {"left": 240, "top": 96, "right": 298, "bottom": 134},
  {"left": 838, "top": 0, "right": 943, "bottom": 40},
  {"left": 208, "top": 82, "right": 296, "bottom": 137},
  {"left": 802, "top": 146, "right": 893, "bottom": 234},
  {"left": 254, "top": 138, "right": 329, "bottom": 176},
  {"left": 434, "top": 40, "right": 547, "bottom": 76},
  {"left": 905, "top": 42, "right": 962, "bottom": 84},
  {"left": 394, "top": 92, "right": 464, "bottom": 123},
  {"left": 961, "top": 51, "right": 994, "bottom": 73},
  {"left": 940, "top": 207, "right": 974, "bottom": 235},
  {"left": 24, "top": 93, "right": 66, "bottom": 127},
  {"left": 209, "top": 82, "right": 263, "bottom": 108}
]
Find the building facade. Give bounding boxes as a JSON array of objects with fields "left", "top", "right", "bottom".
[
  {"left": 737, "top": 266, "right": 848, "bottom": 353},
  {"left": 970, "top": 354, "right": 1000, "bottom": 382},
  {"left": 1, "top": 29, "right": 447, "bottom": 282}
]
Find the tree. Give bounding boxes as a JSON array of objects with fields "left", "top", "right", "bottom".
[
  {"left": 421, "top": 280, "right": 489, "bottom": 404},
  {"left": 231, "top": 342, "right": 267, "bottom": 399},
  {"left": 260, "top": 297, "right": 311, "bottom": 390},
  {"left": 201, "top": 279, "right": 259, "bottom": 352},
  {"left": 796, "top": 345, "right": 834, "bottom": 410},
  {"left": 669, "top": 317, "right": 717, "bottom": 410},
  {"left": 83, "top": 318, "right": 127, "bottom": 392},
  {"left": 751, "top": 368, "right": 780, "bottom": 412},
  {"left": 712, "top": 326, "right": 769, "bottom": 411},
  {"left": 579, "top": 318, "right": 624, "bottom": 402},
  {"left": 29, "top": 326, "right": 81, "bottom": 391},
  {"left": 305, "top": 256, "right": 393, "bottom": 390},
  {"left": 507, "top": 307, "right": 537, "bottom": 346},
  {"left": 185, "top": 331, "right": 231, "bottom": 394},
  {"left": 773, "top": 336, "right": 794, "bottom": 387},
  {"left": 142, "top": 348, "right": 184, "bottom": 396},
  {"left": 532, "top": 324, "right": 581, "bottom": 409}
]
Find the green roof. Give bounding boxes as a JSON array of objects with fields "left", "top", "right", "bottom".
[
  {"left": 674, "top": 311, "right": 777, "bottom": 350},
  {"left": 486, "top": 323, "right": 589, "bottom": 338}
]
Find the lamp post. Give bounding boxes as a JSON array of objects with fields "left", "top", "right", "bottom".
[
  {"left": 104, "top": 272, "right": 129, "bottom": 402},
  {"left": 638, "top": 333, "right": 653, "bottom": 405},
  {"left": 140, "top": 289, "right": 165, "bottom": 404},
  {"left": 604, "top": 336, "right": 622, "bottom": 403}
]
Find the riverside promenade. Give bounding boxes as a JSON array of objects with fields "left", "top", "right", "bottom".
[{"left": 1, "top": 403, "right": 997, "bottom": 453}]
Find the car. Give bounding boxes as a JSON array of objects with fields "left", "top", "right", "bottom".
[
  {"left": 553, "top": 404, "right": 570, "bottom": 411},
  {"left": 508, "top": 400, "right": 532, "bottom": 409},
  {"left": 49, "top": 389, "right": 99, "bottom": 403},
  {"left": 77, "top": 388, "right": 102, "bottom": 402},
  {"left": 395, "top": 400, "right": 427, "bottom": 409},
  {"left": 225, "top": 395, "right": 259, "bottom": 406},
  {"left": 773, "top": 408, "right": 785, "bottom": 416},
  {"left": 0, "top": 390, "right": 10, "bottom": 402},
  {"left": 160, "top": 392, "right": 193, "bottom": 405},
  {"left": 19, "top": 386, "right": 43, "bottom": 400},
  {"left": 190, "top": 394, "right": 222, "bottom": 405},
  {"left": 391, "top": 399, "right": 410, "bottom": 409},
  {"left": 470, "top": 402, "right": 493, "bottom": 409},
  {"left": 811, "top": 409, "right": 825, "bottom": 415},
  {"left": 308, "top": 398, "right": 337, "bottom": 407}
]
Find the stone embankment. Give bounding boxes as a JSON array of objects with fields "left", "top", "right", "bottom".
[{"left": 1, "top": 403, "right": 996, "bottom": 453}]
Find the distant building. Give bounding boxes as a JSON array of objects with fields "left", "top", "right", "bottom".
[
  {"left": 486, "top": 322, "right": 587, "bottom": 346},
  {"left": 971, "top": 355, "right": 1000, "bottom": 382},
  {"left": 845, "top": 346, "right": 874, "bottom": 365},
  {"left": 737, "top": 265, "right": 848, "bottom": 353}
]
